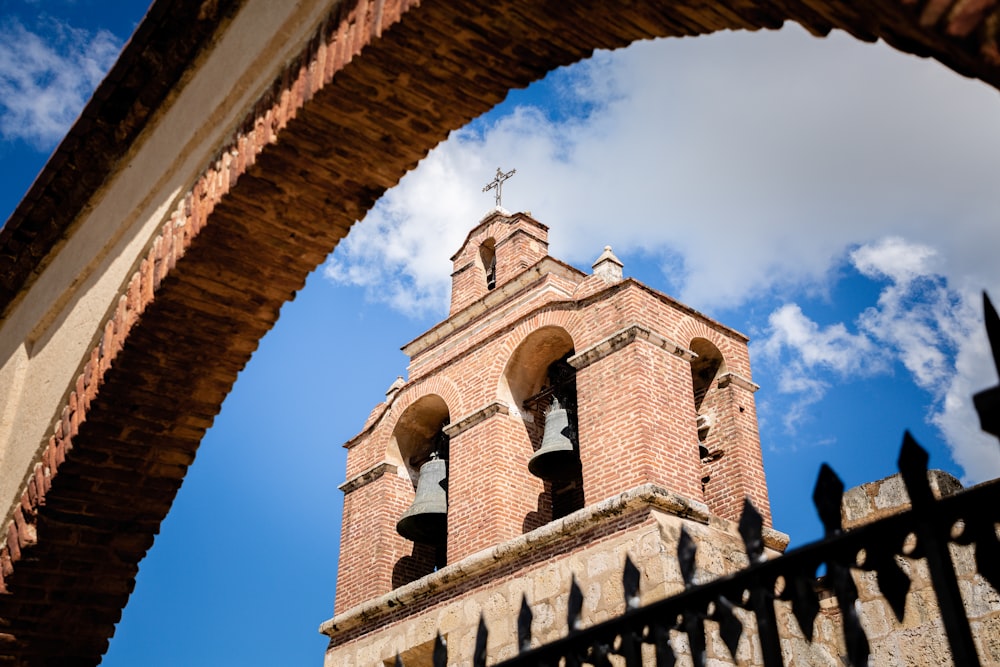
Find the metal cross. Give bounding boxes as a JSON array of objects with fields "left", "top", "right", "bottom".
[{"left": 482, "top": 167, "right": 516, "bottom": 207}]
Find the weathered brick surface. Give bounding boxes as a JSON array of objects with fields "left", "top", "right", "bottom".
[
  {"left": 334, "top": 209, "right": 771, "bottom": 613},
  {"left": 4, "top": 0, "right": 1000, "bottom": 662}
]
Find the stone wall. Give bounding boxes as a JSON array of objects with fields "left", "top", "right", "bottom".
[{"left": 322, "top": 486, "right": 788, "bottom": 666}]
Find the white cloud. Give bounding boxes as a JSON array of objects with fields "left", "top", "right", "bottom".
[
  {"left": 756, "top": 237, "right": 1000, "bottom": 481},
  {"left": 851, "top": 237, "right": 939, "bottom": 286},
  {"left": 325, "top": 25, "right": 1000, "bottom": 480},
  {"left": 0, "top": 19, "right": 121, "bottom": 147},
  {"left": 326, "top": 25, "right": 1000, "bottom": 317},
  {"left": 755, "top": 302, "right": 885, "bottom": 431}
]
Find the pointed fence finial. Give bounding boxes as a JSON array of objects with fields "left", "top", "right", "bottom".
[{"left": 974, "top": 292, "right": 1000, "bottom": 437}]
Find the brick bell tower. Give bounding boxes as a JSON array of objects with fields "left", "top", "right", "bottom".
[{"left": 321, "top": 206, "right": 785, "bottom": 666}]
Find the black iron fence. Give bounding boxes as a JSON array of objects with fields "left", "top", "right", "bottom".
[{"left": 398, "top": 293, "right": 1000, "bottom": 667}]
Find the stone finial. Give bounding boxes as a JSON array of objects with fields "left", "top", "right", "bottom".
[
  {"left": 592, "top": 245, "right": 623, "bottom": 284},
  {"left": 385, "top": 376, "right": 405, "bottom": 402}
]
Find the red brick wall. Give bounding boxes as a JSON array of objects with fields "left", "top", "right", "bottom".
[
  {"left": 449, "top": 212, "right": 549, "bottom": 314},
  {"left": 447, "top": 412, "right": 543, "bottom": 561},
  {"left": 335, "top": 472, "right": 421, "bottom": 614},
  {"left": 576, "top": 340, "right": 704, "bottom": 504},
  {"left": 335, "top": 239, "right": 772, "bottom": 614}
]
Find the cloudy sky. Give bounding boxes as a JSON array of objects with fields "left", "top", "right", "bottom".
[{"left": 2, "top": 1, "right": 1000, "bottom": 665}]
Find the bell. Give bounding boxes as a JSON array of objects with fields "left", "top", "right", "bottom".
[
  {"left": 396, "top": 455, "right": 448, "bottom": 545},
  {"left": 528, "top": 397, "right": 581, "bottom": 480}
]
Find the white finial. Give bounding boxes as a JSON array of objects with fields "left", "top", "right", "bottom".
[
  {"left": 592, "top": 245, "right": 623, "bottom": 284},
  {"left": 385, "top": 376, "right": 405, "bottom": 401}
]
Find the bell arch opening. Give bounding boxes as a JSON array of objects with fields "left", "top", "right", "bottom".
[
  {"left": 499, "top": 326, "right": 585, "bottom": 528},
  {"left": 388, "top": 394, "right": 451, "bottom": 585},
  {"left": 479, "top": 237, "right": 497, "bottom": 290},
  {"left": 689, "top": 338, "right": 728, "bottom": 494}
]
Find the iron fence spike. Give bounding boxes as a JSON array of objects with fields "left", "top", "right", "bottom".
[
  {"left": 813, "top": 463, "right": 844, "bottom": 535},
  {"left": 898, "top": 432, "right": 933, "bottom": 509},
  {"left": 394, "top": 654, "right": 403, "bottom": 667},
  {"left": 713, "top": 596, "right": 743, "bottom": 659},
  {"left": 985, "top": 292, "right": 1000, "bottom": 375},
  {"left": 974, "top": 293, "right": 1000, "bottom": 438},
  {"left": 831, "top": 563, "right": 870, "bottom": 667},
  {"left": 678, "top": 527, "right": 697, "bottom": 588},
  {"left": 433, "top": 632, "right": 447, "bottom": 667},
  {"left": 623, "top": 555, "right": 641, "bottom": 610},
  {"left": 738, "top": 498, "right": 764, "bottom": 564},
  {"left": 871, "top": 552, "right": 910, "bottom": 623},
  {"left": 683, "top": 612, "right": 707, "bottom": 667},
  {"left": 474, "top": 615, "right": 488, "bottom": 667},
  {"left": 517, "top": 594, "right": 533, "bottom": 653},
  {"left": 653, "top": 623, "right": 676, "bottom": 667},
  {"left": 787, "top": 570, "right": 820, "bottom": 641},
  {"left": 568, "top": 576, "right": 584, "bottom": 632}
]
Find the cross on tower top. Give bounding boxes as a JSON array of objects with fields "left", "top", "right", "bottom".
[{"left": 482, "top": 166, "right": 516, "bottom": 208}]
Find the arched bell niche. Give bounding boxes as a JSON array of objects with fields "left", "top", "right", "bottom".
[
  {"left": 388, "top": 394, "right": 451, "bottom": 586},
  {"left": 499, "top": 326, "right": 585, "bottom": 528},
  {"left": 689, "top": 338, "right": 728, "bottom": 493}
]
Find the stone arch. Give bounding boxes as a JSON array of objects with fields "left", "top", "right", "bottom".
[
  {"left": 498, "top": 326, "right": 577, "bottom": 411},
  {"left": 386, "top": 393, "right": 451, "bottom": 582},
  {"left": 6, "top": 0, "right": 1000, "bottom": 659}
]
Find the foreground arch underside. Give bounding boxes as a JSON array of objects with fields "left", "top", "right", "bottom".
[{"left": 1, "top": 0, "right": 998, "bottom": 662}]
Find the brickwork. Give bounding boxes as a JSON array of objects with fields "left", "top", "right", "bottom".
[
  {"left": 575, "top": 338, "right": 704, "bottom": 504},
  {"left": 333, "top": 210, "right": 772, "bottom": 628},
  {"left": 5, "top": 0, "right": 1000, "bottom": 661},
  {"left": 449, "top": 212, "right": 550, "bottom": 315}
]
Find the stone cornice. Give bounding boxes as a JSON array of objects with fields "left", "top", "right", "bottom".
[
  {"left": 442, "top": 401, "right": 510, "bottom": 438},
  {"left": 320, "top": 483, "right": 789, "bottom": 638},
  {"left": 338, "top": 462, "right": 399, "bottom": 494},
  {"left": 717, "top": 371, "right": 760, "bottom": 393},
  {"left": 568, "top": 324, "right": 696, "bottom": 371},
  {"left": 403, "top": 258, "right": 584, "bottom": 357}
]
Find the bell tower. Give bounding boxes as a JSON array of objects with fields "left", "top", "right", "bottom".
[{"left": 322, "top": 206, "right": 784, "bottom": 665}]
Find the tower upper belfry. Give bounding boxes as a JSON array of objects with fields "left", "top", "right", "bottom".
[{"left": 448, "top": 209, "right": 550, "bottom": 314}]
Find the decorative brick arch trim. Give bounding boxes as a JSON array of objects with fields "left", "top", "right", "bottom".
[
  {"left": 492, "top": 310, "right": 584, "bottom": 369},
  {"left": 676, "top": 319, "right": 753, "bottom": 378},
  {"left": 389, "top": 376, "right": 464, "bottom": 430},
  {"left": 6, "top": 0, "right": 1000, "bottom": 661},
  {"left": 491, "top": 311, "right": 583, "bottom": 409}
]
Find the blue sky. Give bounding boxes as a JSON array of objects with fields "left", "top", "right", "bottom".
[{"left": 2, "top": 2, "right": 1000, "bottom": 665}]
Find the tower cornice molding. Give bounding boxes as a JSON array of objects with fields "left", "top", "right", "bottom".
[{"left": 567, "top": 324, "right": 697, "bottom": 372}]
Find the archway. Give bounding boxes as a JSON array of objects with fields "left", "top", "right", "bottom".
[{"left": 3, "top": 0, "right": 1000, "bottom": 662}]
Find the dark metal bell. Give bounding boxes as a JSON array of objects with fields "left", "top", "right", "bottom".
[
  {"left": 396, "top": 456, "right": 448, "bottom": 545},
  {"left": 528, "top": 398, "right": 581, "bottom": 480}
]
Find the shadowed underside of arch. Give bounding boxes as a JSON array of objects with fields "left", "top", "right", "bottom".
[{"left": 1, "top": 0, "right": 999, "bottom": 663}]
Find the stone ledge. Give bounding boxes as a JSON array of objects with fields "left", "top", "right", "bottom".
[
  {"left": 568, "top": 324, "right": 696, "bottom": 371},
  {"left": 442, "top": 401, "right": 510, "bottom": 438},
  {"left": 717, "top": 371, "right": 759, "bottom": 393},
  {"left": 319, "top": 483, "right": 765, "bottom": 638},
  {"left": 338, "top": 462, "right": 399, "bottom": 494}
]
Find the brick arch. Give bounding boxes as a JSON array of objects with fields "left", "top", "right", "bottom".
[
  {"left": 5, "top": 0, "right": 1000, "bottom": 661},
  {"left": 675, "top": 318, "right": 753, "bottom": 378},
  {"left": 491, "top": 310, "right": 584, "bottom": 404},
  {"left": 387, "top": 375, "right": 464, "bottom": 434}
]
